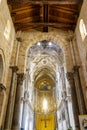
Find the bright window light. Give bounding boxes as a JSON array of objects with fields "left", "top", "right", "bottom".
[
  {"left": 79, "top": 19, "right": 87, "bottom": 41},
  {"left": 43, "top": 98, "right": 48, "bottom": 113},
  {"left": 4, "top": 20, "right": 11, "bottom": 40}
]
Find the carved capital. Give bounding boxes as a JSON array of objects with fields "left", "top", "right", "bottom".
[
  {"left": 16, "top": 37, "right": 22, "bottom": 43},
  {"left": 17, "top": 73, "right": 25, "bottom": 85},
  {"left": 10, "top": 66, "right": 19, "bottom": 72},
  {"left": 0, "top": 83, "right": 6, "bottom": 91},
  {"left": 66, "top": 72, "right": 73, "bottom": 81},
  {"left": 73, "top": 65, "right": 80, "bottom": 73},
  {"left": 66, "top": 35, "right": 74, "bottom": 42}
]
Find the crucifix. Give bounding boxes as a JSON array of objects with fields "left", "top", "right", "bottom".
[{"left": 41, "top": 115, "right": 50, "bottom": 128}]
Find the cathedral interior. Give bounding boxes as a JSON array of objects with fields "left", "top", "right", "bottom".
[{"left": 0, "top": 0, "right": 87, "bottom": 130}]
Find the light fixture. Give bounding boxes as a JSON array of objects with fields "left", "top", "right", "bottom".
[
  {"left": 49, "top": 42, "right": 52, "bottom": 46},
  {"left": 37, "top": 42, "right": 41, "bottom": 46}
]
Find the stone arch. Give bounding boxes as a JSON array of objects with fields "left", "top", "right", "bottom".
[
  {"left": 16, "top": 31, "right": 73, "bottom": 73},
  {"left": 24, "top": 32, "right": 71, "bottom": 72}
]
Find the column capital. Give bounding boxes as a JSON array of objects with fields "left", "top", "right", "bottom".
[
  {"left": 66, "top": 35, "right": 74, "bottom": 42},
  {"left": 0, "top": 83, "right": 6, "bottom": 91},
  {"left": 73, "top": 65, "right": 80, "bottom": 72},
  {"left": 17, "top": 73, "right": 25, "bottom": 85},
  {"left": 16, "top": 37, "right": 22, "bottom": 43},
  {"left": 66, "top": 72, "right": 73, "bottom": 81},
  {"left": 10, "top": 66, "right": 19, "bottom": 72}
]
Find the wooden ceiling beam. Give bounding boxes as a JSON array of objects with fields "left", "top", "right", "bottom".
[
  {"left": 43, "top": 4, "right": 48, "bottom": 32},
  {"left": 16, "top": 23, "right": 75, "bottom": 31},
  {"left": 15, "top": 22, "right": 76, "bottom": 27},
  {"left": 9, "top": 0, "right": 80, "bottom": 5}
]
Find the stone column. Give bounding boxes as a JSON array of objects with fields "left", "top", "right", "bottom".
[
  {"left": 0, "top": 83, "right": 6, "bottom": 130},
  {"left": 4, "top": 66, "right": 18, "bottom": 130},
  {"left": 66, "top": 72, "right": 80, "bottom": 130},
  {"left": 12, "top": 73, "right": 24, "bottom": 130},
  {"left": 64, "top": 99, "right": 70, "bottom": 129},
  {"left": 73, "top": 66, "right": 87, "bottom": 114},
  {"left": 21, "top": 91, "right": 29, "bottom": 130}
]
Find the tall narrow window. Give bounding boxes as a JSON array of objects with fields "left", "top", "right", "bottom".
[
  {"left": 79, "top": 19, "right": 87, "bottom": 41},
  {"left": 4, "top": 20, "right": 11, "bottom": 40}
]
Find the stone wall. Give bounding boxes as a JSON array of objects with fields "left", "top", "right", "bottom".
[
  {"left": 75, "top": 0, "right": 87, "bottom": 109},
  {"left": 0, "top": 0, "right": 15, "bottom": 128}
]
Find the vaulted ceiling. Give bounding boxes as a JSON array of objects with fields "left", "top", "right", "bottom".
[{"left": 8, "top": 0, "right": 83, "bottom": 32}]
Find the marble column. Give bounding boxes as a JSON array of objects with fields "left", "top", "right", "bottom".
[
  {"left": 4, "top": 66, "right": 18, "bottom": 130},
  {"left": 66, "top": 72, "right": 80, "bottom": 130},
  {"left": 73, "top": 66, "right": 87, "bottom": 114},
  {"left": 12, "top": 73, "right": 24, "bottom": 130}
]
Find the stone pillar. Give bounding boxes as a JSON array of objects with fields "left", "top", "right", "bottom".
[
  {"left": 4, "top": 66, "right": 18, "bottom": 130},
  {"left": 73, "top": 66, "right": 87, "bottom": 114},
  {"left": 64, "top": 99, "right": 70, "bottom": 129},
  {"left": 12, "top": 73, "right": 25, "bottom": 130},
  {"left": 21, "top": 91, "right": 29, "bottom": 130},
  {"left": 66, "top": 72, "right": 80, "bottom": 130},
  {"left": 0, "top": 83, "right": 6, "bottom": 130}
]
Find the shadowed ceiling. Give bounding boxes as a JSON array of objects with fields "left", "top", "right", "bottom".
[{"left": 8, "top": 0, "right": 83, "bottom": 32}]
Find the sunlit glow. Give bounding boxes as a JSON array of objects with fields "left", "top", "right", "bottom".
[
  {"left": 43, "top": 98, "right": 48, "bottom": 113},
  {"left": 79, "top": 19, "right": 87, "bottom": 41}
]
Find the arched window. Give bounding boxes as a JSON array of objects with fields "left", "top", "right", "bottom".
[
  {"left": 79, "top": 19, "right": 87, "bottom": 41},
  {"left": 4, "top": 20, "right": 11, "bottom": 40}
]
